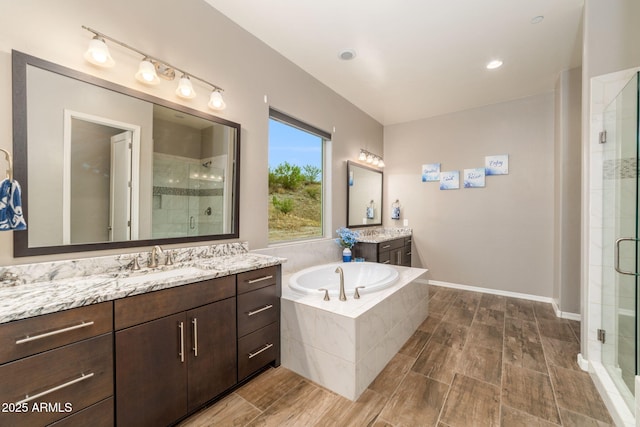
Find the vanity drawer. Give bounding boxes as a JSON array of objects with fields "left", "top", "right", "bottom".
[
  {"left": 237, "top": 285, "right": 278, "bottom": 338},
  {"left": 238, "top": 322, "right": 279, "bottom": 381},
  {"left": 49, "top": 397, "right": 114, "bottom": 427},
  {"left": 0, "top": 333, "right": 113, "bottom": 427},
  {"left": 115, "top": 275, "right": 235, "bottom": 330},
  {"left": 378, "top": 238, "right": 404, "bottom": 253},
  {"left": 0, "top": 302, "right": 113, "bottom": 364},
  {"left": 237, "top": 266, "right": 277, "bottom": 294}
]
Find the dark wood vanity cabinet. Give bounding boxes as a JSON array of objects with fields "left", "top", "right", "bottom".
[
  {"left": 114, "top": 276, "right": 237, "bottom": 427},
  {"left": 236, "top": 266, "right": 281, "bottom": 381},
  {"left": 0, "top": 302, "right": 114, "bottom": 427},
  {"left": 354, "top": 236, "right": 412, "bottom": 267},
  {"left": 114, "top": 267, "right": 281, "bottom": 427}
]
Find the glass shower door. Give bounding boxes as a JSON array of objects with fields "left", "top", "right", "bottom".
[{"left": 601, "top": 72, "right": 639, "bottom": 410}]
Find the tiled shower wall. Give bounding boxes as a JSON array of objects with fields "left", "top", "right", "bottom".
[{"left": 152, "top": 153, "right": 225, "bottom": 238}]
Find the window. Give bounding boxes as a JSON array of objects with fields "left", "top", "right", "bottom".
[{"left": 268, "top": 109, "right": 329, "bottom": 243}]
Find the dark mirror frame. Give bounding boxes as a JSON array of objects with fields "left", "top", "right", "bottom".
[
  {"left": 12, "top": 50, "right": 241, "bottom": 257},
  {"left": 346, "top": 160, "right": 383, "bottom": 228}
]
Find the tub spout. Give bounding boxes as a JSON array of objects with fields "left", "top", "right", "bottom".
[{"left": 335, "top": 266, "right": 347, "bottom": 301}]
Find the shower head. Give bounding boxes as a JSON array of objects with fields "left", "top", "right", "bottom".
[{"left": 202, "top": 161, "right": 212, "bottom": 168}]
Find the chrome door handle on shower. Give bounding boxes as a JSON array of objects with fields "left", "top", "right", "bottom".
[
  {"left": 615, "top": 237, "right": 640, "bottom": 276},
  {"left": 189, "top": 216, "right": 195, "bottom": 230}
]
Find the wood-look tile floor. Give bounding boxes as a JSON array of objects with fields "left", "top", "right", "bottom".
[{"left": 179, "top": 285, "right": 614, "bottom": 427}]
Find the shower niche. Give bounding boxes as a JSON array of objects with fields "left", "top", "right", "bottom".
[{"left": 152, "top": 105, "right": 235, "bottom": 238}]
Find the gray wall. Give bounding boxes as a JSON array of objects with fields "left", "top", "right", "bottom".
[
  {"left": 554, "top": 67, "right": 582, "bottom": 314},
  {"left": 0, "top": 0, "right": 383, "bottom": 264},
  {"left": 384, "top": 93, "right": 555, "bottom": 298}
]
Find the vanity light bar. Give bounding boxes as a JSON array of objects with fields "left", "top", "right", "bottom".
[
  {"left": 81, "top": 26, "right": 226, "bottom": 110},
  {"left": 358, "top": 149, "right": 384, "bottom": 168}
]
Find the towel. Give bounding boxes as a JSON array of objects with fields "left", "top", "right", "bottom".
[{"left": 0, "top": 178, "right": 27, "bottom": 231}]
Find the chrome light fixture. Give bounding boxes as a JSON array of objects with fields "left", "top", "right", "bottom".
[
  {"left": 176, "top": 74, "right": 196, "bottom": 99},
  {"left": 84, "top": 36, "right": 115, "bottom": 67},
  {"left": 358, "top": 149, "right": 384, "bottom": 168},
  {"left": 82, "top": 26, "right": 226, "bottom": 110}
]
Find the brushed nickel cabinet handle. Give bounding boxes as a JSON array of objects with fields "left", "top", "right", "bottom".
[
  {"left": 15, "top": 321, "right": 95, "bottom": 345},
  {"left": 382, "top": 260, "right": 391, "bottom": 264},
  {"left": 248, "top": 343, "right": 273, "bottom": 359},
  {"left": 192, "top": 318, "right": 198, "bottom": 357},
  {"left": 381, "top": 244, "right": 391, "bottom": 249},
  {"left": 178, "top": 321, "right": 185, "bottom": 363},
  {"left": 247, "top": 275, "right": 274, "bottom": 284},
  {"left": 247, "top": 304, "right": 273, "bottom": 317},
  {"left": 16, "top": 373, "right": 94, "bottom": 404}
]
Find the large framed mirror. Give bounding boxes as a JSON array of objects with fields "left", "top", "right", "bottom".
[
  {"left": 347, "top": 161, "right": 382, "bottom": 228},
  {"left": 12, "top": 50, "right": 240, "bottom": 257}
]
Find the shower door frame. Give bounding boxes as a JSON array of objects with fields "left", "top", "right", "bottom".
[{"left": 600, "top": 72, "right": 640, "bottom": 411}]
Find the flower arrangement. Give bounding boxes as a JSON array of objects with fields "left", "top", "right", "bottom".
[{"left": 335, "top": 227, "right": 359, "bottom": 249}]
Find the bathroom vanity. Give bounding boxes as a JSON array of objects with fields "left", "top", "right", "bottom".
[
  {"left": 353, "top": 231, "right": 412, "bottom": 267},
  {"left": 0, "top": 245, "right": 283, "bottom": 427}
]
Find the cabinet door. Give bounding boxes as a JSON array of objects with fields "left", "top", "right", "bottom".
[
  {"left": 116, "top": 313, "right": 188, "bottom": 427},
  {"left": 389, "top": 247, "right": 403, "bottom": 265},
  {"left": 187, "top": 298, "right": 237, "bottom": 411}
]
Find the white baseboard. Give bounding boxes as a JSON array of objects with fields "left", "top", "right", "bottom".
[
  {"left": 424, "top": 279, "right": 581, "bottom": 321},
  {"left": 577, "top": 353, "right": 589, "bottom": 371}
]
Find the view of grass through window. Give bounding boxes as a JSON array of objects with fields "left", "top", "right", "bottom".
[{"left": 268, "top": 117, "right": 323, "bottom": 243}]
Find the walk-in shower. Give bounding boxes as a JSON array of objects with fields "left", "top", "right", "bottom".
[{"left": 601, "top": 71, "right": 639, "bottom": 411}]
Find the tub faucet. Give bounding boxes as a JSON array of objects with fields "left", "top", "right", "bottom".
[
  {"left": 335, "top": 266, "right": 347, "bottom": 301},
  {"left": 149, "top": 245, "right": 163, "bottom": 268}
]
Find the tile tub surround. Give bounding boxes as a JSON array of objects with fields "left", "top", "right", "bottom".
[
  {"left": 0, "top": 242, "right": 285, "bottom": 323},
  {"left": 281, "top": 265, "right": 428, "bottom": 400}
]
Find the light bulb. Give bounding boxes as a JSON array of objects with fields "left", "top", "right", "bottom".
[
  {"left": 84, "top": 37, "right": 115, "bottom": 68},
  {"left": 358, "top": 151, "right": 367, "bottom": 161},
  {"left": 208, "top": 90, "right": 226, "bottom": 110},
  {"left": 135, "top": 59, "right": 160, "bottom": 85},
  {"left": 176, "top": 75, "right": 196, "bottom": 99}
]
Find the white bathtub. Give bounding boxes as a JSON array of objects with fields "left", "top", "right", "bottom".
[
  {"left": 281, "top": 263, "right": 429, "bottom": 400},
  {"left": 288, "top": 261, "right": 399, "bottom": 297}
]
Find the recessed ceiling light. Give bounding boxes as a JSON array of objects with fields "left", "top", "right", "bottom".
[
  {"left": 531, "top": 15, "right": 544, "bottom": 24},
  {"left": 486, "top": 60, "right": 503, "bottom": 70},
  {"left": 338, "top": 49, "right": 356, "bottom": 61}
]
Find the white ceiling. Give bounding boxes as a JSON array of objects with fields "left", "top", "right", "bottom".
[{"left": 204, "top": 0, "right": 584, "bottom": 125}]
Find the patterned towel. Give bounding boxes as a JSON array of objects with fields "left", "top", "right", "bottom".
[{"left": 0, "top": 178, "right": 27, "bottom": 231}]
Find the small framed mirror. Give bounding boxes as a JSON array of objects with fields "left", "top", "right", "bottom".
[{"left": 347, "top": 161, "right": 383, "bottom": 227}]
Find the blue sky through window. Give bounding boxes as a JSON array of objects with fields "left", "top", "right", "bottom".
[{"left": 268, "top": 119, "right": 322, "bottom": 170}]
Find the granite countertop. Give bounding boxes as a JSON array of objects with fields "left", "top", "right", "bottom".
[
  {"left": 355, "top": 229, "right": 412, "bottom": 244},
  {"left": 0, "top": 252, "right": 285, "bottom": 324}
]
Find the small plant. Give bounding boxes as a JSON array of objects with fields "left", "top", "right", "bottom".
[
  {"left": 305, "top": 186, "right": 321, "bottom": 200},
  {"left": 335, "top": 227, "right": 359, "bottom": 249},
  {"left": 302, "top": 165, "right": 321, "bottom": 184},
  {"left": 272, "top": 196, "right": 294, "bottom": 215},
  {"left": 270, "top": 162, "right": 304, "bottom": 190}
]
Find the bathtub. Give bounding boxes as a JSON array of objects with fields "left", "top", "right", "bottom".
[
  {"left": 288, "top": 261, "right": 399, "bottom": 297},
  {"left": 281, "top": 262, "right": 429, "bottom": 400}
]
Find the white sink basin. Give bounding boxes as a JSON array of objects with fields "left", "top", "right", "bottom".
[{"left": 117, "top": 267, "right": 205, "bottom": 285}]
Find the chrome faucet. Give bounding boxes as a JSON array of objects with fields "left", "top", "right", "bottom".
[
  {"left": 149, "top": 245, "right": 163, "bottom": 268},
  {"left": 335, "top": 266, "right": 347, "bottom": 301}
]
